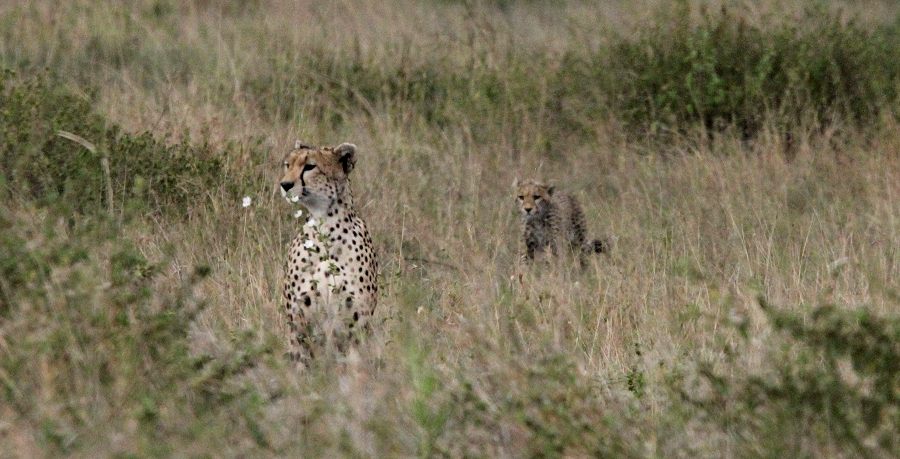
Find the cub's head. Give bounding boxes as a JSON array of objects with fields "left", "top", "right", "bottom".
[
  {"left": 513, "top": 178, "right": 554, "bottom": 221},
  {"left": 279, "top": 141, "right": 358, "bottom": 214}
]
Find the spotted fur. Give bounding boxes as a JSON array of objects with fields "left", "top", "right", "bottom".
[
  {"left": 514, "top": 178, "right": 611, "bottom": 265},
  {"left": 279, "top": 141, "right": 378, "bottom": 362}
]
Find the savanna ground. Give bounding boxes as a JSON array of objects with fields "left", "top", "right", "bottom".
[{"left": 1, "top": 0, "right": 899, "bottom": 457}]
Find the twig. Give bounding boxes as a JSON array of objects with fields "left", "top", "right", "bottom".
[
  {"left": 57, "top": 130, "right": 113, "bottom": 215},
  {"left": 402, "top": 255, "right": 459, "bottom": 271}
]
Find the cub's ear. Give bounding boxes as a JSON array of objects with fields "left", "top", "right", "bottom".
[
  {"left": 512, "top": 177, "right": 520, "bottom": 189},
  {"left": 334, "top": 143, "right": 357, "bottom": 174},
  {"left": 294, "top": 140, "right": 314, "bottom": 150},
  {"left": 547, "top": 185, "right": 555, "bottom": 196}
]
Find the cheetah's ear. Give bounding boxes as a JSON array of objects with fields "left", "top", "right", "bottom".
[
  {"left": 512, "top": 177, "right": 520, "bottom": 189},
  {"left": 294, "top": 140, "right": 314, "bottom": 150},
  {"left": 547, "top": 185, "right": 555, "bottom": 196},
  {"left": 334, "top": 143, "right": 357, "bottom": 174}
]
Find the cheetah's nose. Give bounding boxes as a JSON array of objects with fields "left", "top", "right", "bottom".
[
  {"left": 280, "top": 181, "right": 294, "bottom": 192},
  {"left": 524, "top": 207, "right": 533, "bottom": 213}
]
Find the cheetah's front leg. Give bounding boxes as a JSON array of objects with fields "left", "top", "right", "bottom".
[{"left": 285, "top": 292, "right": 316, "bottom": 363}]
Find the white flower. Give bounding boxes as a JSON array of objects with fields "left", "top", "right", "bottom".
[
  {"left": 293, "top": 209, "right": 304, "bottom": 219},
  {"left": 241, "top": 196, "right": 252, "bottom": 208},
  {"left": 290, "top": 195, "right": 300, "bottom": 203},
  {"left": 303, "top": 240, "right": 316, "bottom": 249},
  {"left": 305, "top": 218, "right": 319, "bottom": 227}
]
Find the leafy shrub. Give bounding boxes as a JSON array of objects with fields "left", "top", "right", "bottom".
[
  {"left": 225, "top": 4, "right": 900, "bottom": 142},
  {"left": 687, "top": 297, "right": 900, "bottom": 456},
  {"left": 0, "top": 207, "right": 273, "bottom": 455},
  {"left": 557, "top": 4, "right": 900, "bottom": 137},
  {"left": 0, "top": 72, "right": 222, "bottom": 215},
  {"left": 416, "top": 348, "right": 638, "bottom": 457}
]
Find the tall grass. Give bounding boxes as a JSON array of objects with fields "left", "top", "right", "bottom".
[
  {"left": 1, "top": 0, "right": 898, "bottom": 456},
  {"left": 0, "top": 207, "right": 276, "bottom": 455}
]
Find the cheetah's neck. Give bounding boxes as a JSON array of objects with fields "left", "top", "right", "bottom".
[{"left": 306, "top": 183, "right": 355, "bottom": 220}]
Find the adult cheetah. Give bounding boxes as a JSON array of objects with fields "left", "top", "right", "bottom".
[
  {"left": 514, "top": 178, "right": 611, "bottom": 266},
  {"left": 279, "top": 141, "right": 377, "bottom": 362}
]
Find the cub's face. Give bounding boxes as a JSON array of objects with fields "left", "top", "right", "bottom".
[
  {"left": 279, "top": 141, "right": 357, "bottom": 214},
  {"left": 514, "top": 179, "right": 554, "bottom": 221}
]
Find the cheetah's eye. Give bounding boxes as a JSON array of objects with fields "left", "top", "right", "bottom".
[
  {"left": 533, "top": 195, "right": 541, "bottom": 200},
  {"left": 302, "top": 163, "right": 316, "bottom": 172}
]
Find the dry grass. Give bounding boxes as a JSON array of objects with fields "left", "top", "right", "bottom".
[{"left": 2, "top": 0, "right": 898, "bottom": 456}]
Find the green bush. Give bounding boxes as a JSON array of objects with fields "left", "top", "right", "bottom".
[
  {"left": 558, "top": 4, "right": 900, "bottom": 137},
  {"left": 213, "top": 5, "right": 900, "bottom": 142},
  {"left": 414, "top": 347, "right": 639, "bottom": 457},
  {"left": 0, "top": 207, "right": 273, "bottom": 455},
  {"left": 0, "top": 72, "right": 222, "bottom": 215},
  {"left": 687, "top": 297, "right": 900, "bottom": 456}
]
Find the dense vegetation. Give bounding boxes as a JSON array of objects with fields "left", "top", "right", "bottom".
[
  {"left": 1, "top": 0, "right": 897, "bottom": 456},
  {"left": 1, "top": 73, "right": 225, "bottom": 215},
  {"left": 569, "top": 4, "right": 900, "bottom": 136}
]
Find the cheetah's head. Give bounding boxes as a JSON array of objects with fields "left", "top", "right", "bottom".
[
  {"left": 280, "top": 141, "right": 357, "bottom": 216},
  {"left": 513, "top": 178, "right": 554, "bottom": 221}
]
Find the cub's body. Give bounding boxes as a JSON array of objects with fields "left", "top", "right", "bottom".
[{"left": 515, "top": 179, "right": 610, "bottom": 265}]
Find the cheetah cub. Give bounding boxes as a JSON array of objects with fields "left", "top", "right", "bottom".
[
  {"left": 279, "top": 141, "right": 378, "bottom": 362},
  {"left": 514, "top": 178, "right": 611, "bottom": 265}
]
